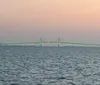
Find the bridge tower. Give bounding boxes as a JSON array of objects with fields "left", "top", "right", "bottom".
[
  {"left": 58, "top": 37, "right": 60, "bottom": 47},
  {"left": 40, "top": 38, "right": 43, "bottom": 46}
]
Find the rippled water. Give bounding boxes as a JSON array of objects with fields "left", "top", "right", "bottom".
[{"left": 0, "top": 46, "right": 100, "bottom": 85}]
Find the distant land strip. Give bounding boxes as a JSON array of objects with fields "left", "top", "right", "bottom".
[{"left": 0, "top": 41, "right": 100, "bottom": 47}]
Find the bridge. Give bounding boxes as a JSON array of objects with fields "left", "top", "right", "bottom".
[{"left": 0, "top": 38, "right": 100, "bottom": 47}]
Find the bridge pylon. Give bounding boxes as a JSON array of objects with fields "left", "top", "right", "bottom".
[
  {"left": 40, "top": 38, "right": 43, "bottom": 46},
  {"left": 58, "top": 37, "right": 60, "bottom": 47}
]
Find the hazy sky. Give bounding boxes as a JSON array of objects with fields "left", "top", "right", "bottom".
[{"left": 0, "top": 0, "right": 100, "bottom": 43}]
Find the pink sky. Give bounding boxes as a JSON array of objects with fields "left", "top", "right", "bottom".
[{"left": 0, "top": 0, "right": 100, "bottom": 43}]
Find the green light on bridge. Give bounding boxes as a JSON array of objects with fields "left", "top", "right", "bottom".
[
  {"left": 58, "top": 42, "right": 61, "bottom": 45},
  {"left": 40, "top": 42, "right": 43, "bottom": 45}
]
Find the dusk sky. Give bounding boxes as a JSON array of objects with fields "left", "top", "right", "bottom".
[{"left": 0, "top": 0, "right": 100, "bottom": 43}]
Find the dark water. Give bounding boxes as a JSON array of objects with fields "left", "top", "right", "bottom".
[{"left": 0, "top": 46, "right": 100, "bottom": 85}]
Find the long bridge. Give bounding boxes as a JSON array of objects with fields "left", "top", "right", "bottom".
[{"left": 0, "top": 38, "right": 100, "bottom": 47}]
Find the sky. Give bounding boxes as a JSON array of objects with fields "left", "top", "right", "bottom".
[{"left": 0, "top": 0, "right": 100, "bottom": 44}]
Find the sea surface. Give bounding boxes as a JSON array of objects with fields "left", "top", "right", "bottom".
[{"left": 0, "top": 46, "right": 100, "bottom": 85}]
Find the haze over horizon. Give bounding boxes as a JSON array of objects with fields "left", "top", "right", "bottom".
[{"left": 0, "top": 0, "right": 100, "bottom": 44}]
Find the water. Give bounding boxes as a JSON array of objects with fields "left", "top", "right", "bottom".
[{"left": 0, "top": 46, "right": 100, "bottom": 85}]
